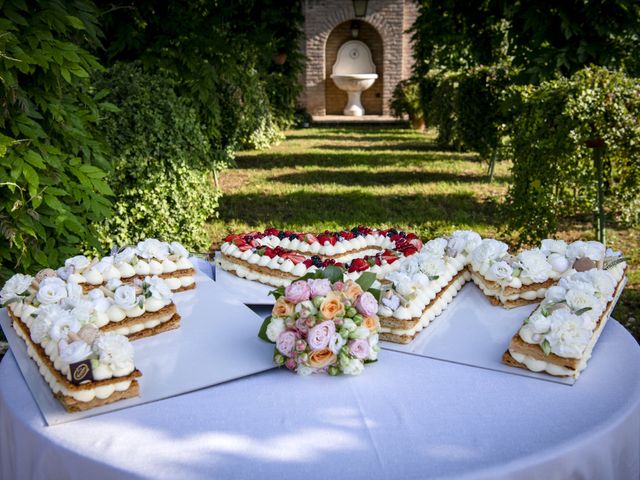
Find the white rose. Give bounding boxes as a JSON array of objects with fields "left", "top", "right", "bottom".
[
  {"left": 170, "top": 241, "right": 189, "bottom": 258},
  {"left": 135, "top": 239, "right": 170, "bottom": 260},
  {"left": 351, "top": 326, "right": 370, "bottom": 340},
  {"left": 114, "top": 285, "right": 138, "bottom": 310},
  {"left": 545, "top": 310, "right": 593, "bottom": 358},
  {"left": 296, "top": 365, "right": 314, "bottom": 376},
  {"left": 423, "top": 238, "right": 447, "bottom": 257},
  {"left": 516, "top": 249, "right": 553, "bottom": 283},
  {"left": 368, "top": 333, "right": 379, "bottom": 348},
  {"left": 115, "top": 247, "right": 136, "bottom": 265},
  {"left": 566, "top": 241, "right": 605, "bottom": 262},
  {"left": 342, "top": 318, "right": 357, "bottom": 332},
  {"left": 65, "top": 255, "right": 91, "bottom": 272},
  {"left": 144, "top": 276, "right": 172, "bottom": 300},
  {"left": 540, "top": 239, "right": 567, "bottom": 256},
  {"left": 342, "top": 358, "right": 364, "bottom": 375},
  {"left": 485, "top": 261, "right": 513, "bottom": 282},
  {"left": 58, "top": 340, "right": 92, "bottom": 364},
  {"left": 106, "top": 278, "right": 122, "bottom": 291},
  {"left": 64, "top": 297, "right": 94, "bottom": 323},
  {"left": 419, "top": 255, "right": 446, "bottom": 279},
  {"left": 545, "top": 285, "right": 567, "bottom": 303},
  {"left": 37, "top": 277, "right": 68, "bottom": 305},
  {"left": 93, "top": 332, "right": 134, "bottom": 370},
  {"left": 266, "top": 317, "right": 285, "bottom": 342},
  {"left": 329, "top": 332, "right": 346, "bottom": 354},
  {"left": 0, "top": 273, "right": 33, "bottom": 304},
  {"left": 295, "top": 300, "right": 317, "bottom": 317},
  {"left": 49, "top": 312, "right": 81, "bottom": 342}
]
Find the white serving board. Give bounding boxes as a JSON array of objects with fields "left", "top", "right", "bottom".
[
  {"left": 0, "top": 270, "right": 276, "bottom": 425},
  {"left": 213, "top": 253, "right": 276, "bottom": 305},
  {"left": 381, "top": 279, "right": 626, "bottom": 385}
]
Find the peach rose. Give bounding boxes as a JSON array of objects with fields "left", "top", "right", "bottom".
[
  {"left": 272, "top": 297, "right": 294, "bottom": 318},
  {"left": 319, "top": 292, "right": 346, "bottom": 320},
  {"left": 308, "top": 348, "right": 337, "bottom": 369},
  {"left": 363, "top": 315, "right": 380, "bottom": 332},
  {"left": 343, "top": 280, "right": 364, "bottom": 301}
]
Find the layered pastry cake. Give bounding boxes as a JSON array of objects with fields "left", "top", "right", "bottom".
[
  {"left": 59, "top": 239, "right": 196, "bottom": 293},
  {"left": 502, "top": 258, "right": 627, "bottom": 378},
  {"left": 217, "top": 226, "right": 422, "bottom": 287},
  {"left": 470, "top": 238, "right": 620, "bottom": 309},
  {"left": 1, "top": 273, "right": 142, "bottom": 411},
  {"left": 377, "top": 230, "right": 482, "bottom": 344}
]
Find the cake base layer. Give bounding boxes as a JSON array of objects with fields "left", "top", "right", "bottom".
[
  {"left": 127, "top": 313, "right": 181, "bottom": 341},
  {"left": 100, "top": 304, "right": 178, "bottom": 339},
  {"left": 56, "top": 380, "right": 140, "bottom": 412},
  {"left": 471, "top": 273, "right": 552, "bottom": 309},
  {"left": 8, "top": 311, "right": 142, "bottom": 409},
  {"left": 218, "top": 255, "right": 296, "bottom": 287}
]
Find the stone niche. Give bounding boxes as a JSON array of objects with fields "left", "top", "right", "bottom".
[{"left": 300, "top": 0, "right": 418, "bottom": 117}]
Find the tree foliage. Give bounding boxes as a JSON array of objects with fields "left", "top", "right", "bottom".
[
  {"left": 505, "top": 67, "right": 640, "bottom": 244},
  {"left": 412, "top": 0, "right": 640, "bottom": 82},
  {"left": 0, "top": 0, "right": 112, "bottom": 279},
  {"left": 96, "top": 63, "right": 220, "bottom": 250}
]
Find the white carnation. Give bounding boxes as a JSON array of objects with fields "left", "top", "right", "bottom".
[
  {"left": 342, "top": 358, "right": 365, "bottom": 375},
  {"left": 566, "top": 240, "right": 605, "bottom": 262},
  {"left": 135, "top": 239, "right": 170, "bottom": 260},
  {"left": 586, "top": 269, "right": 616, "bottom": 300},
  {"left": 545, "top": 309, "right": 593, "bottom": 358},
  {"left": 470, "top": 239, "right": 509, "bottom": 272},
  {"left": 93, "top": 332, "right": 134, "bottom": 370},
  {"left": 545, "top": 285, "right": 567, "bottom": 303},
  {"left": 30, "top": 304, "right": 65, "bottom": 343},
  {"left": 58, "top": 340, "right": 92, "bottom": 364},
  {"left": 419, "top": 255, "right": 446, "bottom": 279},
  {"left": 143, "top": 276, "right": 172, "bottom": 300},
  {"left": 565, "top": 286, "right": 603, "bottom": 314},
  {"left": 422, "top": 238, "right": 447, "bottom": 257},
  {"left": 329, "top": 332, "right": 346, "bottom": 354},
  {"left": 450, "top": 230, "right": 482, "bottom": 254},
  {"left": 516, "top": 249, "right": 553, "bottom": 283},
  {"left": 485, "top": 261, "right": 513, "bottom": 282}
]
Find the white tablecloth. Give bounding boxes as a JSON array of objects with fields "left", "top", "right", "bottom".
[{"left": 1, "top": 312, "right": 639, "bottom": 480}]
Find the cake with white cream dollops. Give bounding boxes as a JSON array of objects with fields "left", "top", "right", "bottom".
[
  {"left": 59, "top": 239, "right": 196, "bottom": 293},
  {"left": 377, "top": 230, "right": 481, "bottom": 344},
  {"left": 502, "top": 259, "right": 627, "bottom": 379},
  {"left": 469, "top": 239, "right": 574, "bottom": 308},
  {"left": 4, "top": 270, "right": 181, "bottom": 342},
  {"left": 217, "top": 226, "right": 422, "bottom": 287},
  {"left": 1, "top": 273, "right": 142, "bottom": 412}
]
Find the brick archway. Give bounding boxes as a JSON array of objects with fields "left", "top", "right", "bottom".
[
  {"left": 302, "top": 0, "right": 411, "bottom": 116},
  {"left": 325, "top": 21, "right": 383, "bottom": 115}
]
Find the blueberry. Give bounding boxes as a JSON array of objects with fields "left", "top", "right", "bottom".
[
  {"left": 288, "top": 234, "right": 297, "bottom": 240},
  {"left": 277, "top": 232, "right": 286, "bottom": 239}
]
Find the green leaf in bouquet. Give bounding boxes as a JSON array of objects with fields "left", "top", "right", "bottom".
[
  {"left": 355, "top": 271, "right": 377, "bottom": 291},
  {"left": 541, "top": 339, "right": 552, "bottom": 356},
  {"left": 322, "top": 265, "right": 344, "bottom": 283},
  {"left": 364, "top": 358, "right": 378, "bottom": 364},
  {"left": 369, "top": 287, "right": 381, "bottom": 301},
  {"left": 258, "top": 315, "right": 274, "bottom": 343},
  {"left": 268, "top": 287, "right": 285, "bottom": 299}
]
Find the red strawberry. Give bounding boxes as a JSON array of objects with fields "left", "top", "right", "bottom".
[
  {"left": 264, "top": 247, "right": 276, "bottom": 258},
  {"left": 249, "top": 239, "right": 261, "bottom": 248},
  {"left": 401, "top": 246, "right": 418, "bottom": 256},
  {"left": 305, "top": 233, "right": 318, "bottom": 244},
  {"left": 264, "top": 228, "right": 279, "bottom": 236},
  {"left": 341, "top": 231, "right": 355, "bottom": 240},
  {"left": 348, "top": 258, "right": 369, "bottom": 273},
  {"left": 406, "top": 233, "right": 418, "bottom": 240},
  {"left": 282, "top": 252, "right": 306, "bottom": 265},
  {"left": 303, "top": 259, "right": 314, "bottom": 268},
  {"left": 237, "top": 244, "right": 252, "bottom": 252},
  {"left": 317, "top": 234, "right": 331, "bottom": 246},
  {"left": 408, "top": 238, "right": 423, "bottom": 250},
  {"left": 224, "top": 234, "right": 240, "bottom": 242}
]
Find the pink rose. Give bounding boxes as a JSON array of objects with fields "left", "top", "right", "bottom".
[
  {"left": 295, "top": 316, "right": 309, "bottom": 334},
  {"left": 355, "top": 292, "right": 378, "bottom": 317},
  {"left": 307, "top": 320, "right": 336, "bottom": 351},
  {"left": 308, "top": 278, "right": 331, "bottom": 298},
  {"left": 348, "top": 339, "right": 370, "bottom": 360},
  {"left": 284, "top": 358, "right": 296, "bottom": 370},
  {"left": 284, "top": 281, "right": 311, "bottom": 303},
  {"left": 332, "top": 281, "right": 345, "bottom": 291},
  {"left": 276, "top": 330, "right": 297, "bottom": 357}
]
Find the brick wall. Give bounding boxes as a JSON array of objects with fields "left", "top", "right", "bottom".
[{"left": 301, "top": 0, "right": 418, "bottom": 116}]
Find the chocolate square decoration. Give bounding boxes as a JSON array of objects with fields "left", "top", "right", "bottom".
[{"left": 69, "top": 359, "right": 94, "bottom": 385}]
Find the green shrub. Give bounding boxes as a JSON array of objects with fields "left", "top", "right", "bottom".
[
  {"left": 506, "top": 67, "right": 640, "bottom": 244},
  {"left": 0, "top": 0, "right": 112, "bottom": 280},
  {"left": 390, "top": 79, "right": 424, "bottom": 129},
  {"left": 96, "top": 63, "right": 220, "bottom": 251}
]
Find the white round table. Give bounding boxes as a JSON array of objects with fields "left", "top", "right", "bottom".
[{"left": 1, "top": 316, "right": 639, "bottom": 480}]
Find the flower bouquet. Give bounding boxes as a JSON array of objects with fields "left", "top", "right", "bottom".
[{"left": 258, "top": 268, "right": 381, "bottom": 376}]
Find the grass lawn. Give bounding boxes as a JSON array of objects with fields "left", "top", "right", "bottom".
[{"left": 208, "top": 125, "right": 639, "bottom": 341}]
